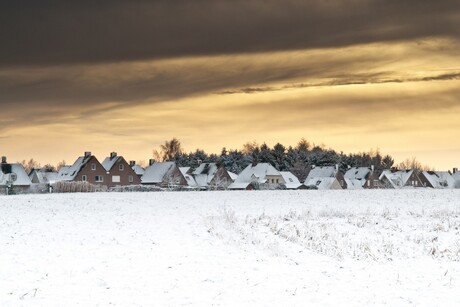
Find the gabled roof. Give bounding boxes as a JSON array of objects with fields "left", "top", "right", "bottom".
[
  {"left": 57, "top": 154, "right": 94, "bottom": 181},
  {"left": 305, "top": 166, "right": 338, "bottom": 182},
  {"left": 102, "top": 155, "right": 122, "bottom": 171},
  {"left": 179, "top": 167, "right": 197, "bottom": 187},
  {"left": 132, "top": 165, "right": 145, "bottom": 176},
  {"left": 305, "top": 177, "right": 341, "bottom": 190},
  {"left": 379, "top": 169, "right": 414, "bottom": 188},
  {"left": 280, "top": 171, "right": 303, "bottom": 189},
  {"left": 141, "top": 162, "right": 176, "bottom": 184},
  {"left": 421, "top": 171, "right": 455, "bottom": 188},
  {"left": 344, "top": 167, "right": 372, "bottom": 180},
  {"left": 228, "top": 171, "right": 238, "bottom": 181},
  {"left": 344, "top": 179, "right": 365, "bottom": 189},
  {"left": 0, "top": 163, "right": 32, "bottom": 186},
  {"left": 30, "top": 169, "right": 59, "bottom": 184},
  {"left": 233, "top": 163, "right": 281, "bottom": 184},
  {"left": 192, "top": 163, "right": 219, "bottom": 186}
]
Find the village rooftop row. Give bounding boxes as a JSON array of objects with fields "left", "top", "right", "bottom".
[{"left": 1, "top": 152, "right": 459, "bottom": 195}]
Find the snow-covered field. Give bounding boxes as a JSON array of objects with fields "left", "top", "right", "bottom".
[{"left": 1, "top": 190, "right": 459, "bottom": 306}]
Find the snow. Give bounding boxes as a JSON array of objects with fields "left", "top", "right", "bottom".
[
  {"left": 380, "top": 169, "right": 414, "bottom": 188},
  {"left": 279, "top": 171, "right": 303, "bottom": 189},
  {"left": 1, "top": 190, "right": 460, "bottom": 306},
  {"left": 305, "top": 166, "right": 337, "bottom": 182},
  {"left": 141, "top": 162, "right": 175, "bottom": 184},
  {"left": 0, "top": 163, "right": 32, "bottom": 186},
  {"left": 101, "top": 156, "right": 120, "bottom": 172},
  {"left": 305, "top": 177, "right": 341, "bottom": 190},
  {"left": 57, "top": 155, "right": 92, "bottom": 181},
  {"left": 179, "top": 167, "right": 197, "bottom": 188},
  {"left": 229, "top": 163, "right": 281, "bottom": 189},
  {"left": 422, "top": 171, "right": 455, "bottom": 189},
  {"left": 131, "top": 165, "right": 145, "bottom": 176},
  {"left": 344, "top": 167, "right": 371, "bottom": 180}
]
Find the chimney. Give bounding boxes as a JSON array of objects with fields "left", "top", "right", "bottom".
[
  {"left": 371, "top": 165, "right": 375, "bottom": 172},
  {"left": 110, "top": 152, "right": 117, "bottom": 159},
  {"left": 335, "top": 164, "right": 339, "bottom": 171},
  {"left": 149, "top": 159, "right": 155, "bottom": 166},
  {"left": 197, "top": 159, "right": 202, "bottom": 165},
  {"left": 130, "top": 160, "right": 136, "bottom": 167},
  {"left": 1, "top": 156, "right": 6, "bottom": 164},
  {"left": 454, "top": 168, "right": 458, "bottom": 174},
  {"left": 84, "top": 151, "right": 91, "bottom": 158},
  {"left": 312, "top": 165, "right": 316, "bottom": 169}
]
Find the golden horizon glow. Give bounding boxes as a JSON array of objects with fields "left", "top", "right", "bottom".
[{"left": 1, "top": 39, "right": 460, "bottom": 170}]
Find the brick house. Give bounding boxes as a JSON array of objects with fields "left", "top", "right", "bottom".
[
  {"left": 57, "top": 152, "right": 107, "bottom": 186},
  {"left": 102, "top": 152, "right": 141, "bottom": 187}
]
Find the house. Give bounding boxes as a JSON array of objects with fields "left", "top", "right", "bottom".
[
  {"left": 379, "top": 169, "right": 423, "bottom": 189},
  {"left": 344, "top": 166, "right": 381, "bottom": 189},
  {"left": 130, "top": 161, "right": 145, "bottom": 180},
  {"left": 29, "top": 168, "right": 58, "bottom": 184},
  {"left": 305, "top": 177, "right": 342, "bottom": 190},
  {"left": 280, "top": 171, "right": 306, "bottom": 190},
  {"left": 419, "top": 171, "right": 455, "bottom": 189},
  {"left": 57, "top": 152, "right": 107, "bottom": 186},
  {"left": 101, "top": 152, "right": 141, "bottom": 187},
  {"left": 179, "top": 167, "right": 199, "bottom": 189},
  {"left": 141, "top": 161, "right": 187, "bottom": 188},
  {"left": 191, "top": 163, "right": 233, "bottom": 190},
  {"left": 304, "top": 165, "right": 346, "bottom": 189},
  {"left": 0, "top": 156, "right": 32, "bottom": 194},
  {"left": 229, "top": 163, "right": 284, "bottom": 190}
]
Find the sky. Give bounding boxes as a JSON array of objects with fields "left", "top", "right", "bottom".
[{"left": 1, "top": 0, "right": 459, "bottom": 170}]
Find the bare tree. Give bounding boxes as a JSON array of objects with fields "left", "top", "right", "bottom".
[
  {"left": 397, "top": 157, "right": 432, "bottom": 171},
  {"left": 153, "top": 138, "right": 184, "bottom": 162},
  {"left": 20, "top": 158, "right": 41, "bottom": 174}
]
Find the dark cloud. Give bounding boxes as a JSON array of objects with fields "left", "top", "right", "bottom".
[{"left": 1, "top": 0, "right": 459, "bottom": 66}]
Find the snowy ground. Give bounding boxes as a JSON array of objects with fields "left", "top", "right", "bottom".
[{"left": 1, "top": 190, "right": 459, "bottom": 306}]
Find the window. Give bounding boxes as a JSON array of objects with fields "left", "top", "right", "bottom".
[
  {"left": 289, "top": 178, "right": 293, "bottom": 182},
  {"left": 112, "top": 175, "right": 120, "bottom": 183},
  {"left": 129, "top": 175, "right": 134, "bottom": 183},
  {"left": 119, "top": 164, "right": 124, "bottom": 171},
  {"left": 91, "top": 163, "right": 96, "bottom": 171},
  {"left": 82, "top": 175, "right": 87, "bottom": 182},
  {"left": 95, "top": 175, "right": 103, "bottom": 182},
  {"left": 276, "top": 179, "right": 279, "bottom": 183},
  {"left": 272, "top": 179, "right": 275, "bottom": 183}
]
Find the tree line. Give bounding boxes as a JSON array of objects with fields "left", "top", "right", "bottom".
[{"left": 151, "top": 138, "right": 432, "bottom": 181}]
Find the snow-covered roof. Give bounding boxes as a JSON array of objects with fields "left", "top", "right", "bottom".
[
  {"left": 141, "top": 162, "right": 176, "bottom": 184},
  {"left": 233, "top": 163, "right": 281, "bottom": 184},
  {"left": 280, "top": 171, "right": 303, "bottom": 189},
  {"left": 344, "top": 167, "right": 371, "bottom": 180},
  {"left": 344, "top": 179, "right": 365, "bottom": 190},
  {"left": 192, "top": 163, "right": 219, "bottom": 186},
  {"left": 379, "top": 169, "right": 414, "bottom": 188},
  {"left": 228, "top": 171, "right": 238, "bottom": 181},
  {"left": 305, "top": 166, "right": 337, "bottom": 182},
  {"left": 33, "top": 170, "right": 59, "bottom": 184},
  {"left": 132, "top": 165, "right": 145, "bottom": 176},
  {"left": 102, "top": 155, "right": 122, "bottom": 171},
  {"left": 306, "top": 177, "right": 340, "bottom": 190},
  {"left": 422, "top": 171, "right": 455, "bottom": 189},
  {"left": 0, "top": 163, "right": 32, "bottom": 186},
  {"left": 57, "top": 155, "right": 93, "bottom": 181},
  {"left": 179, "top": 167, "right": 197, "bottom": 187}
]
